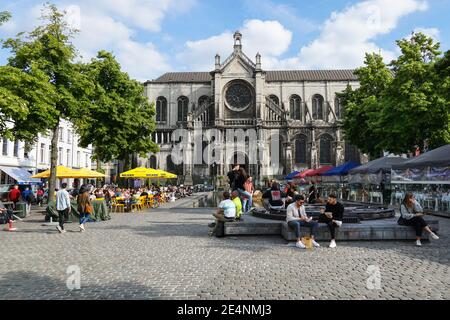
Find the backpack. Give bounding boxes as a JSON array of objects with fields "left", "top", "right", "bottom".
[{"left": 215, "top": 221, "right": 225, "bottom": 237}]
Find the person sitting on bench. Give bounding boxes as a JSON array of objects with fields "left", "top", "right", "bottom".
[
  {"left": 398, "top": 192, "right": 439, "bottom": 246},
  {"left": 262, "top": 182, "right": 286, "bottom": 210},
  {"left": 287, "top": 195, "right": 320, "bottom": 249},
  {"left": 210, "top": 191, "right": 236, "bottom": 235},
  {"left": 231, "top": 190, "right": 243, "bottom": 221},
  {"left": 318, "top": 194, "right": 344, "bottom": 248}
]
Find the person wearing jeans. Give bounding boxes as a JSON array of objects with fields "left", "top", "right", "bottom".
[
  {"left": 55, "top": 183, "right": 71, "bottom": 233},
  {"left": 286, "top": 195, "right": 320, "bottom": 249},
  {"left": 318, "top": 194, "right": 344, "bottom": 248},
  {"left": 77, "top": 187, "right": 92, "bottom": 232}
]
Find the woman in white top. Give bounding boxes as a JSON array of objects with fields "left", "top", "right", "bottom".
[{"left": 398, "top": 192, "right": 439, "bottom": 246}]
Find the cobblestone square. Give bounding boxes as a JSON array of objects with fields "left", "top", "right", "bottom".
[{"left": 1, "top": 196, "right": 449, "bottom": 300}]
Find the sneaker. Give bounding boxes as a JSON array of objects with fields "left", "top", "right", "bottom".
[
  {"left": 295, "top": 241, "right": 306, "bottom": 249},
  {"left": 79, "top": 224, "right": 85, "bottom": 232},
  {"left": 334, "top": 220, "right": 343, "bottom": 227},
  {"left": 416, "top": 240, "right": 422, "bottom": 246},
  {"left": 56, "top": 226, "right": 62, "bottom": 233},
  {"left": 61, "top": 229, "right": 66, "bottom": 234},
  {"left": 430, "top": 232, "right": 439, "bottom": 240},
  {"left": 329, "top": 240, "right": 337, "bottom": 248},
  {"left": 312, "top": 240, "right": 321, "bottom": 248}
]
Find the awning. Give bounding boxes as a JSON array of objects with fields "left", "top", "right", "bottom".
[{"left": 0, "top": 166, "right": 42, "bottom": 185}]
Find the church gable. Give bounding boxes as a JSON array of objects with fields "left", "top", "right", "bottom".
[{"left": 222, "top": 55, "right": 254, "bottom": 77}]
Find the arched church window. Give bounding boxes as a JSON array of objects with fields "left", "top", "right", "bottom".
[
  {"left": 198, "top": 96, "right": 210, "bottom": 109},
  {"left": 268, "top": 94, "right": 279, "bottom": 106},
  {"left": 312, "top": 94, "right": 324, "bottom": 120},
  {"left": 294, "top": 135, "right": 307, "bottom": 164},
  {"left": 177, "top": 96, "right": 189, "bottom": 122},
  {"left": 290, "top": 95, "right": 302, "bottom": 120},
  {"left": 319, "top": 134, "right": 333, "bottom": 164},
  {"left": 156, "top": 96, "right": 167, "bottom": 122}
]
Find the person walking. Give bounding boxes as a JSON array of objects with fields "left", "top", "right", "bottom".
[
  {"left": 398, "top": 192, "right": 439, "bottom": 246},
  {"left": 36, "top": 187, "right": 44, "bottom": 206},
  {"left": 318, "top": 194, "right": 344, "bottom": 248},
  {"left": 77, "top": 186, "right": 93, "bottom": 232},
  {"left": 287, "top": 195, "right": 320, "bottom": 249},
  {"left": 55, "top": 183, "right": 71, "bottom": 233}
]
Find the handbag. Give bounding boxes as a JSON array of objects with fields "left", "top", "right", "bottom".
[{"left": 85, "top": 203, "right": 93, "bottom": 214}]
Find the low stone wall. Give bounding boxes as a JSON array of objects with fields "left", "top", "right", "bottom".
[{"left": 223, "top": 217, "right": 440, "bottom": 241}]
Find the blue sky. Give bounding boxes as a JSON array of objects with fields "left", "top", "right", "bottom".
[{"left": 1, "top": 0, "right": 449, "bottom": 81}]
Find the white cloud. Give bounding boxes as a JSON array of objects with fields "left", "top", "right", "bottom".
[
  {"left": 177, "top": 19, "right": 293, "bottom": 71},
  {"left": 413, "top": 27, "right": 440, "bottom": 41},
  {"left": 289, "top": 0, "right": 429, "bottom": 69},
  {"left": 89, "top": 0, "right": 197, "bottom": 32}
]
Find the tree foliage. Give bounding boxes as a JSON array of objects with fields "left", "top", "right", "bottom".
[
  {"left": 341, "top": 32, "right": 450, "bottom": 156},
  {"left": 75, "top": 51, "right": 159, "bottom": 164}
]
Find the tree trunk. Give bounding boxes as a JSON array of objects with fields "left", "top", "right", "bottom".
[
  {"left": 48, "top": 123, "right": 60, "bottom": 202},
  {"left": 96, "top": 158, "right": 101, "bottom": 188}
]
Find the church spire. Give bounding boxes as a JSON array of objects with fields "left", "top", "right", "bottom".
[{"left": 233, "top": 30, "right": 242, "bottom": 52}]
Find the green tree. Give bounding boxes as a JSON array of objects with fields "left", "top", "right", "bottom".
[
  {"left": 341, "top": 32, "right": 449, "bottom": 156},
  {"left": 379, "top": 32, "right": 448, "bottom": 153},
  {"left": 75, "top": 51, "right": 158, "bottom": 175},
  {"left": 3, "top": 4, "right": 93, "bottom": 201},
  {"left": 0, "top": 11, "right": 11, "bottom": 25},
  {"left": 340, "top": 53, "right": 393, "bottom": 157}
]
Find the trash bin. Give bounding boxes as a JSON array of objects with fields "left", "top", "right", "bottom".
[{"left": 15, "top": 202, "right": 27, "bottom": 218}]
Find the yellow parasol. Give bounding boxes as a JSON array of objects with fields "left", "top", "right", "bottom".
[
  {"left": 154, "top": 170, "right": 177, "bottom": 179},
  {"left": 119, "top": 167, "right": 161, "bottom": 178},
  {"left": 31, "top": 165, "right": 81, "bottom": 179},
  {"left": 73, "top": 168, "right": 107, "bottom": 178}
]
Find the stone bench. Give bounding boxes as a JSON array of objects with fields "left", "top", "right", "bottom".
[
  {"left": 224, "top": 221, "right": 281, "bottom": 236},
  {"left": 281, "top": 219, "right": 440, "bottom": 241}
]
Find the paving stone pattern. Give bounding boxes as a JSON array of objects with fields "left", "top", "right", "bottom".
[{"left": 0, "top": 196, "right": 449, "bottom": 300}]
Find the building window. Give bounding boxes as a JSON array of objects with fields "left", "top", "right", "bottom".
[
  {"left": 24, "top": 142, "right": 31, "bottom": 159},
  {"left": 294, "top": 136, "right": 307, "bottom": 164},
  {"left": 58, "top": 147, "right": 63, "bottom": 165},
  {"left": 13, "top": 140, "right": 19, "bottom": 157},
  {"left": 312, "top": 94, "right": 324, "bottom": 120},
  {"left": 59, "top": 127, "right": 64, "bottom": 142},
  {"left": 2, "top": 138, "right": 8, "bottom": 156},
  {"left": 77, "top": 151, "right": 81, "bottom": 167},
  {"left": 290, "top": 95, "right": 302, "bottom": 120},
  {"left": 66, "top": 149, "right": 71, "bottom": 167},
  {"left": 85, "top": 154, "right": 89, "bottom": 167},
  {"left": 335, "top": 96, "right": 342, "bottom": 119},
  {"left": 177, "top": 96, "right": 189, "bottom": 122},
  {"left": 198, "top": 95, "right": 210, "bottom": 110},
  {"left": 268, "top": 94, "right": 279, "bottom": 106},
  {"left": 156, "top": 96, "right": 167, "bottom": 122},
  {"left": 48, "top": 146, "right": 52, "bottom": 165},
  {"left": 319, "top": 135, "right": 333, "bottom": 164},
  {"left": 40, "top": 144, "right": 45, "bottom": 163},
  {"left": 149, "top": 155, "right": 157, "bottom": 169},
  {"left": 67, "top": 130, "right": 72, "bottom": 143}
]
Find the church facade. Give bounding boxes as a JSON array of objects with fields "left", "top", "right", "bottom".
[{"left": 143, "top": 32, "right": 362, "bottom": 185}]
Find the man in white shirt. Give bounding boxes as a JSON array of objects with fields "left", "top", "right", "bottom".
[
  {"left": 55, "top": 183, "right": 71, "bottom": 233},
  {"left": 286, "top": 195, "right": 320, "bottom": 249},
  {"left": 209, "top": 191, "right": 236, "bottom": 236}
]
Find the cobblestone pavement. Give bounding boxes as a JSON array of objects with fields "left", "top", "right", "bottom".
[{"left": 1, "top": 195, "right": 449, "bottom": 300}]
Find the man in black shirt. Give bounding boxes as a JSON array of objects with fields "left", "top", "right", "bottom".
[
  {"left": 227, "top": 164, "right": 240, "bottom": 191},
  {"left": 262, "top": 182, "right": 286, "bottom": 208},
  {"left": 318, "top": 194, "right": 344, "bottom": 248}
]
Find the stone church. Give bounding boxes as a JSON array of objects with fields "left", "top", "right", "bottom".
[{"left": 143, "top": 31, "right": 362, "bottom": 185}]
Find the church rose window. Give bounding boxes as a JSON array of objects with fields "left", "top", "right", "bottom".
[{"left": 225, "top": 81, "right": 252, "bottom": 111}]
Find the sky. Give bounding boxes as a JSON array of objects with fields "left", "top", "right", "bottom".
[{"left": 0, "top": 0, "right": 449, "bottom": 81}]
